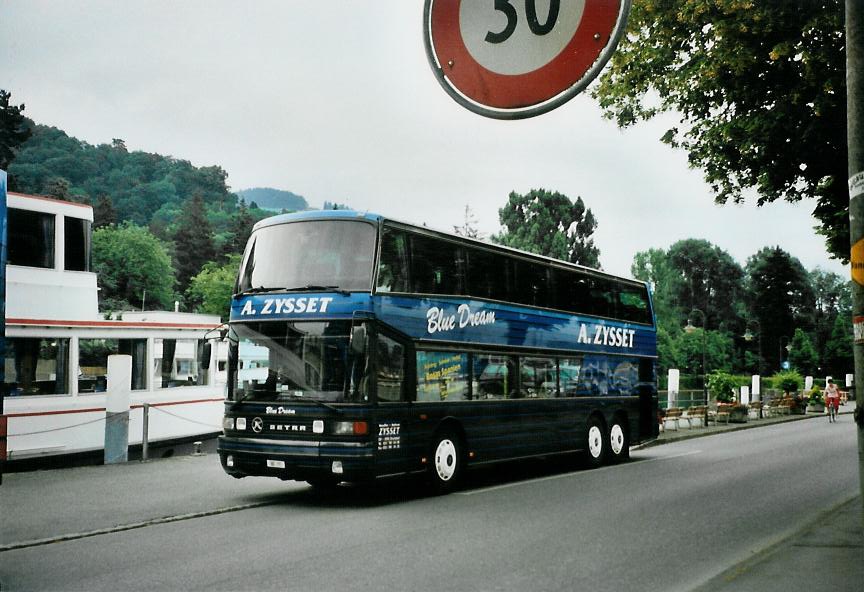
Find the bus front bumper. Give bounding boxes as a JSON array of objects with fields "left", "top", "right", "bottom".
[{"left": 217, "top": 436, "right": 375, "bottom": 481}]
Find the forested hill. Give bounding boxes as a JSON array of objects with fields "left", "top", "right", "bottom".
[
  {"left": 7, "top": 123, "right": 237, "bottom": 226},
  {"left": 237, "top": 187, "right": 308, "bottom": 211}
]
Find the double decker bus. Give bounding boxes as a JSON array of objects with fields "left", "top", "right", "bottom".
[{"left": 217, "top": 210, "right": 658, "bottom": 491}]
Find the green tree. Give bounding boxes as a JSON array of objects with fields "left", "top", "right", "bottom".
[
  {"left": 594, "top": 1, "right": 848, "bottom": 260},
  {"left": 0, "top": 89, "right": 32, "bottom": 172},
  {"left": 631, "top": 247, "right": 684, "bottom": 332},
  {"left": 824, "top": 314, "right": 853, "bottom": 377},
  {"left": 788, "top": 328, "right": 818, "bottom": 376},
  {"left": 494, "top": 189, "right": 600, "bottom": 267},
  {"left": 173, "top": 192, "right": 216, "bottom": 294},
  {"left": 809, "top": 268, "right": 850, "bottom": 368},
  {"left": 674, "top": 327, "right": 734, "bottom": 377},
  {"left": 44, "top": 177, "right": 74, "bottom": 202},
  {"left": 667, "top": 239, "right": 744, "bottom": 332},
  {"left": 92, "top": 222, "right": 175, "bottom": 311},
  {"left": 186, "top": 255, "right": 241, "bottom": 320},
  {"left": 746, "top": 247, "right": 815, "bottom": 373},
  {"left": 222, "top": 199, "right": 254, "bottom": 257},
  {"left": 93, "top": 194, "right": 117, "bottom": 229}
]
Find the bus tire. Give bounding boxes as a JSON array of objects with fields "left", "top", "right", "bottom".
[
  {"left": 608, "top": 416, "right": 629, "bottom": 463},
  {"left": 428, "top": 429, "right": 463, "bottom": 493},
  {"left": 585, "top": 415, "right": 608, "bottom": 468}
]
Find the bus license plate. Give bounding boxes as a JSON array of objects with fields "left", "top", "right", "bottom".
[{"left": 267, "top": 459, "right": 285, "bottom": 468}]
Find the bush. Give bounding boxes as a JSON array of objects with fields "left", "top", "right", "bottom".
[
  {"left": 707, "top": 371, "right": 738, "bottom": 403},
  {"left": 770, "top": 370, "right": 804, "bottom": 394},
  {"left": 808, "top": 386, "right": 824, "bottom": 405}
]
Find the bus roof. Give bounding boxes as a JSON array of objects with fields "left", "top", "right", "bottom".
[{"left": 252, "top": 210, "right": 647, "bottom": 288}]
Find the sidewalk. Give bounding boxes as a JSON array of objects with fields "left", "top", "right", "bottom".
[
  {"left": 694, "top": 495, "right": 863, "bottom": 591},
  {"left": 651, "top": 403, "right": 858, "bottom": 446}
]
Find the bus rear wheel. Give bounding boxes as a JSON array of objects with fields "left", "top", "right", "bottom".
[
  {"left": 608, "top": 417, "right": 629, "bottom": 463},
  {"left": 428, "top": 430, "right": 463, "bottom": 493},
  {"left": 585, "top": 416, "right": 608, "bottom": 468}
]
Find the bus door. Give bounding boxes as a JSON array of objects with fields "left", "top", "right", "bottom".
[{"left": 372, "top": 332, "right": 424, "bottom": 475}]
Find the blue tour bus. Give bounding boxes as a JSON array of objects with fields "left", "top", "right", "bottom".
[{"left": 217, "top": 210, "right": 658, "bottom": 491}]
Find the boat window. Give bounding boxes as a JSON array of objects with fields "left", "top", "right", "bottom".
[
  {"left": 8, "top": 208, "right": 55, "bottom": 268},
  {"left": 78, "top": 338, "right": 147, "bottom": 392},
  {"left": 153, "top": 339, "right": 209, "bottom": 388},
  {"left": 64, "top": 217, "right": 92, "bottom": 272},
  {"left": 5, "top": 338, "right": 70, "bottom": 396}
]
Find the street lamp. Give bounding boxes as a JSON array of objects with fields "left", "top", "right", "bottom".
[
  {"left": 779, "top": 335, "right": 792, "bottom": 370},
  {"left": 743, "top": 319, "right": 762, "bottom": 375},
  {"left": 686, "top": 308, "right": 708, "bottom": 426}
]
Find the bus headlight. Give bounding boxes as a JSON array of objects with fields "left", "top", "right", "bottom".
[
  {"left": 223, "top": 417, "right": 235, "bottom": 431},
  {"left": 236, "top": 417, "right": 247, "bottom": 430},
  {"left": 332, "top": 421, "right": 368, "bottom": 435}
]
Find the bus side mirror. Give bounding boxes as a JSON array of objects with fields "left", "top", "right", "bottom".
[
  {"left": 350, "top": 326, "right": 367, "bottom": 355},
  {"left": 200, "top": 342, "right": 212, "bottom": 370}
]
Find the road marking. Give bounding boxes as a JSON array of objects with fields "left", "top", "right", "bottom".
[
  {"left": 635, "top": 449, "right": 703, "bottom": 463},
  {"left": 0, "top": 502, "right": 275, "bottom": 553},
  {"left": 457, "top": 449, "right": 702, "bottom": 496}
]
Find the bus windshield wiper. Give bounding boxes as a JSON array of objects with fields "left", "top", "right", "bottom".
[
  {"left": 235, "top": 285, "right": 351, "bottom": 297},
  {"left": 283, "top": 285, "right": 351, "bottom": 296},
  {"left": 236, "top": 391, "right": 259, "bottom": 404},
  {"left": 234, "top": 286, "right": 291, "bottom": 297},
  {"left": 281, "top": 393, "right": 343, "bottom": 414}
]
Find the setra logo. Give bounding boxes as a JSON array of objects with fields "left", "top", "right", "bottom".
[{"left": 251, "top": 417, "right": 264, "bottom": 433}]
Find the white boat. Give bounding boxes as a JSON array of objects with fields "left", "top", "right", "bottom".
[{"left": 3, "top": 191, "right": 227, "bottom": 462}]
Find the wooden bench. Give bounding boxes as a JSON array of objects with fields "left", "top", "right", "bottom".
[
  {"left": 715, "top": 403, "right": 734, "bottom": 424},
  {"left": 663, "top": 407, "right": 683, "bottom": 431},
  {"left": 748, "top": 401, "right": 763, "bottom": 419},
  {"left": 766, "top": 399, "right": 788, "bottom": 417},
  {"left": 683, "top": 405, "right": 706, "bottom": 428}
]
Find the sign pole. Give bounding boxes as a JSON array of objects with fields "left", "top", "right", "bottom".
[{"left": 845, "top": 0, "right": 864, "bottom": 527}]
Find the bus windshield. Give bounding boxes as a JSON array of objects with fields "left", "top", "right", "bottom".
[
  {"left": 236, "top": 220, "right": 376, "bottom": 293},
  {"left": 230, "top": 321, "right": 368, "bottom": 403}
]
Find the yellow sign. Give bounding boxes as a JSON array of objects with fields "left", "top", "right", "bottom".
[{"left": 852, "top": 238, "right": 864, "bottom": 285}]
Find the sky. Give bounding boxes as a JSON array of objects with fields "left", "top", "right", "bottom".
[{"left": 0, "top": 1, "right": 849, "bottom": 280}]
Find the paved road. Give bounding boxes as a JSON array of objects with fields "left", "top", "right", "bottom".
[{"left": 1, "top": 415, "right": 859, "bottom": 591}]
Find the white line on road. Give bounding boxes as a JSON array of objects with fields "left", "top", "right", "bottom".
[
  {"left": 0, "top": 501, "right": 275, "bottom": 553},
  {"left": 457, "top": 449, "right": 702, "bottom": 496}
]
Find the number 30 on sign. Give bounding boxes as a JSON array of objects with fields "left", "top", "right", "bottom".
[{"left": 423, "top": 0, "right": 631, "bottom": 119}]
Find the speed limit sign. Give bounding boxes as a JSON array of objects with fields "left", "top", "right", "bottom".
[{"left": 423, "top": 0, "right": 631, "bottom": 119}]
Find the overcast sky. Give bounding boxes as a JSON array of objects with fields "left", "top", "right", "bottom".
[{"left": 1, "top": 1, "right": 848, "bottom": 280}]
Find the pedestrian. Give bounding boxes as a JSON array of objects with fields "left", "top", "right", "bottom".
[{"left": 824, "top": 379, "right": 840, "bottom": 423}]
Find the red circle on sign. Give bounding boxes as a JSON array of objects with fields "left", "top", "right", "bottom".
[{"left": 425, "top": 0, "right": 624, "bottom": 117}]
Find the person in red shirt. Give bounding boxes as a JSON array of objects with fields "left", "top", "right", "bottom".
[{"left": 824, "top": 379, "right": 840, "bottom": 423}]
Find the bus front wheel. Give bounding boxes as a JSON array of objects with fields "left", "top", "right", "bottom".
[
  {"left": 428, "top": 430, "right": 463, "bottom": 493},
  {"left": 585, "top": 416, "right": 608, "bottom": 468}
]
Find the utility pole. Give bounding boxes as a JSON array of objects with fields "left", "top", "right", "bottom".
[{"left": 845, "top": 0, "right": 864, "bottom": 527}]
